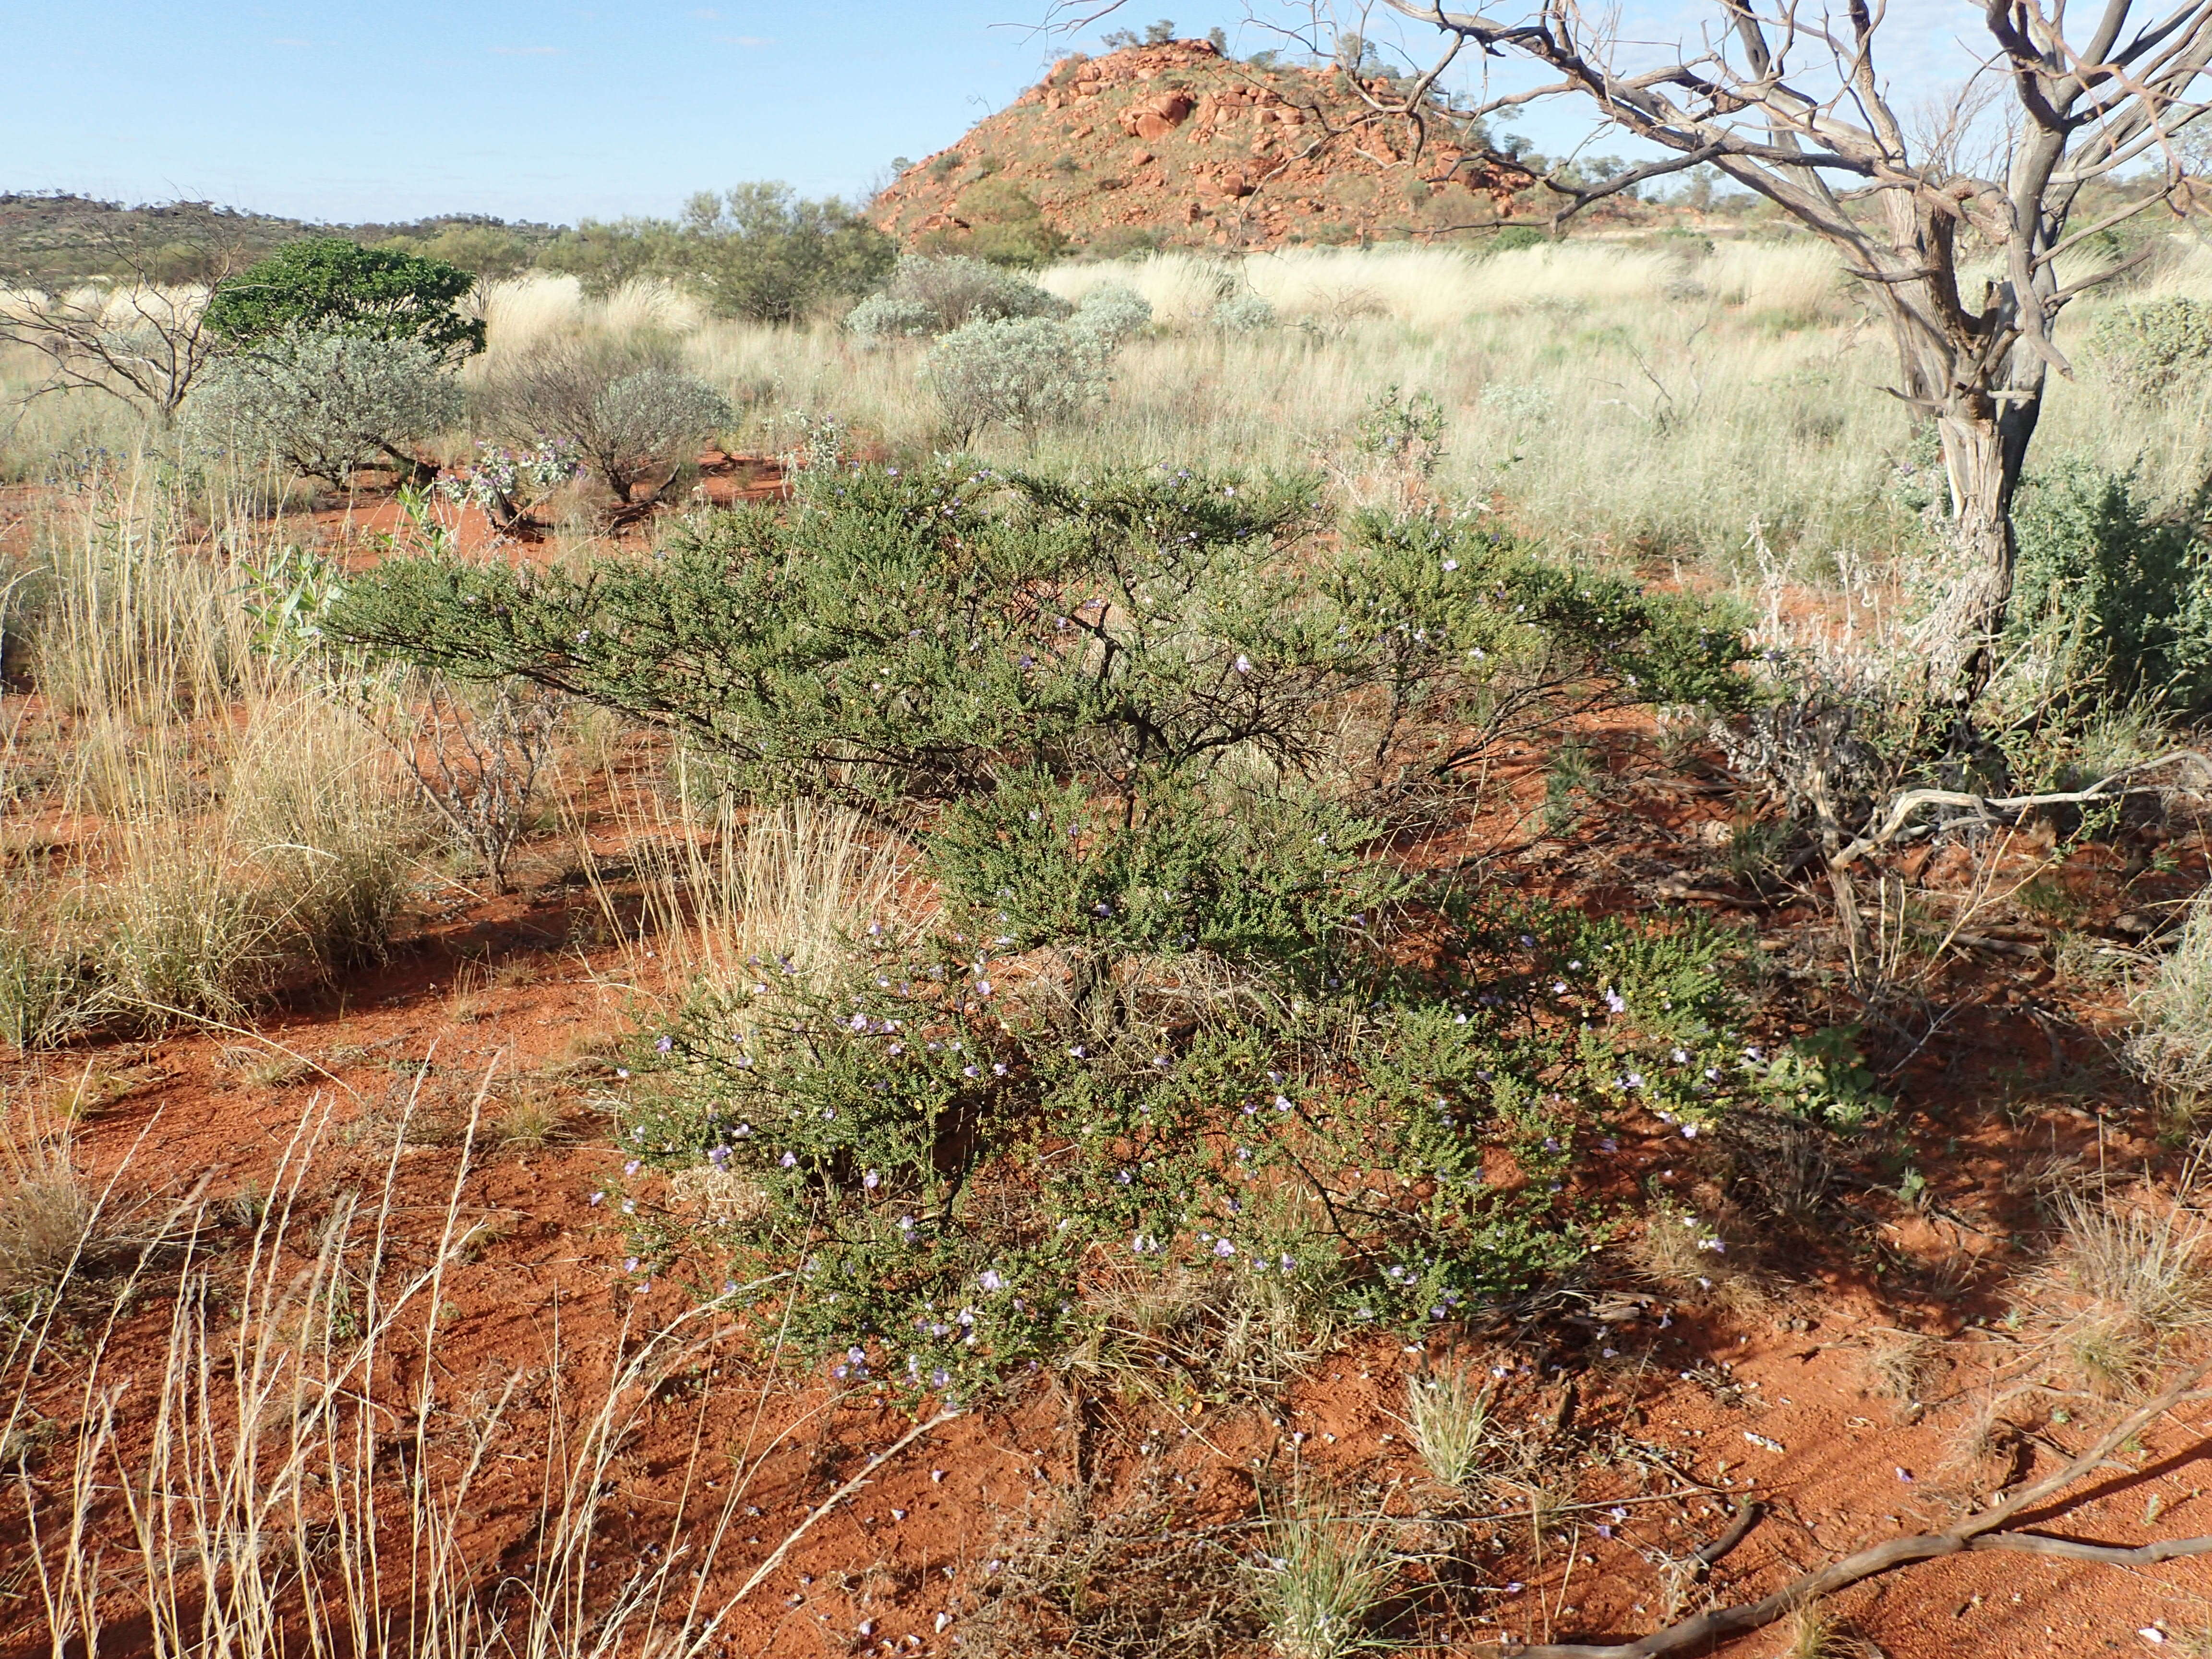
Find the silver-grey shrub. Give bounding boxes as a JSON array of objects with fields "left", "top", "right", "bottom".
[
  {"left": 919, "top": 315, "right": 1106, "bottom": 443},
  {"left": 186, "top": 327, "right": 463, "bottom": 487},
  {"left": 845, "top": 254, "right": 1070, "bottom": 340},
  {"left": 1071, "top": 282, "right": 1153, "bottom": 345},
  {"left": 476, "top": 331, "right": 732, "bottom": 503},
  {"left": 1210, "top": 289, "right": 1277, "bottom": 332}
]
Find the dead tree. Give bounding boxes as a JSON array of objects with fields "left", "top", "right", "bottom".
[
  {"left": 0, "top": 224, "right": 249, "bottom": 423},
  {"left": 1058, "top": 1, "right": 2212, "bottom": 707}
]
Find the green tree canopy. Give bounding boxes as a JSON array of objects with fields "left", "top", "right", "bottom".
[
  {"left": 203, "top": 238, "right": 485, "bottom": 361},
  {"left": 677, "top": 183, "right": 896, "bottom": 323}
]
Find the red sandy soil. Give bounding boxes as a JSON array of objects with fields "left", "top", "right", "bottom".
[{"left": 5, "top": 487, "right": 2211, "bottom": 1658}]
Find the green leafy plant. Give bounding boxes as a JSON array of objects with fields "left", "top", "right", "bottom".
[
  {"left": 325, "top": 463, "right": 1766, "bottom": 1394},
  {"left": 474, "top": 330, "right": 729, "bottom": 504},
  {"left": 2090, "top": 297, "right": 2212, "bottom": 404},
  {"left": 204, "top": 238, "right": 485, "bottom": 361},
  {"left": 921, "top": 316, "right": 1110, "bottom": 443},
  {"left": 676, "top": 183, "right": 895, "bottom": 323},
  {"left": 845, "top": 253, "right": 1070, "bottom": 340},
  {"left": 1354, "top": 384, "right": 1447, "bottom": 479}
]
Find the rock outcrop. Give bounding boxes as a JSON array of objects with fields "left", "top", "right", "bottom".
[{"left": 870, "top": 37, "right": 1534, "bottom": 254}]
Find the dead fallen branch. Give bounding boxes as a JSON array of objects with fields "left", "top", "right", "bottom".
[
  {"left": 1831, "top": 752, "right": 2212, "bottom": 871},
  {"left": 1488, "top": 1368, "right": 2212, "bottom": 1658}
]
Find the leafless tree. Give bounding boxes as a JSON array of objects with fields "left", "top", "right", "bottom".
[
  {"left": 1057, "top": 1, "right": 2212, "bottom": 706},
  {"left": 0, "top": 229, "right": 248, "bottom": 423}
]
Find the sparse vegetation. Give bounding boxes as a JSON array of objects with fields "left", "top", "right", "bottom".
[{"left": 10, "top": 158, "right": 2212, "bottom": 1659}]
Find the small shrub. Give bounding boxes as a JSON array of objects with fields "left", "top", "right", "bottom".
[
  {"left": 845, "top": 254, "right": 1070, "bottom": 339},
  {"left": 355, "top": 673, "right": 560, "bottom": 894},
  {"left": 185, "top": 327, "right": 464, "bottom": 488},
  {"left": 2090, "top": 297, "right": 2212, "bottom": 404},
  {"left": 1355, "top": 385, "right": 1447, "bottom": 478},
  {"left": 1071, "top": 282, "right": 1154, "bottom": 345},
  {"left": 1210, "top": 290, "right": 1276, "bottom": 332},
  {"left": 921, "top": 315, "right": 1108, "bottom": 442},
  {"left": 2007, "top": 457, "right": 2211, "bottom": 709},
  {"left": 204, "top": 237, "right": 485, "bottom": 360},
  {"left": 475, "top": 331, "right": 730, "bottom": 502},
  {"left": 675, "top": 182, "right": 895, "bottom": 322},
  {"left": 921, "top": 179, "right": 1070, "bottom": 268},
  {"left": 327, "top": 466, "right": 1767, "bottom": 1394}
]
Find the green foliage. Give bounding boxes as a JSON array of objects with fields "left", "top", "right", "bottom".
[
  {"left": 184, "top": 327, "right": 463, "bottom": 488},
  {"left": 473, "top": 330, "right": 730, "bottom": 503},
  {"left": 533, "top": 217, "right": 683, "bottom": 299},
  {"left": 377, "top": 224, "right": 536, "bottom": 281},
  {"left": 1489, "top": 226, "right": 1548, "bottom": 253},
  {"left": 677, "top": 184, "right": 896, "bottom": 323},
  {"left": 325, "top": 463, "right": 1767, "bottom": 1396},
  {"left": 2090, "top": 298, "right": 2212, "bottom": 404},
  {"left": 1070, "top": 283, "right": 1154, "bottom": 345},
  {"left": 204, "top": 238, "right": 484, "bottom": 361},
  {"left": 1751, "top": 1024, "right": 1891, "bottom": 1130},
  {"left": 1354, "top": 385, "right": 1446, "bottom": 478},
  {"left": 921, "top": 179, "right": 1071, "bottom": 270},
  {"left": 2008, "top": 458, "right": 2212, "bottom": 709}
]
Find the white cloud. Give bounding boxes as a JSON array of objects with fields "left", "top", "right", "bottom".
[
  {"left": 490, "top": 45, "right": 562, "bottom": 57},
  {"left": 714, "top": 34, "right": 770, "bottom": 48}
]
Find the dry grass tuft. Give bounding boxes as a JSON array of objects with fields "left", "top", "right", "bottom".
[
  {"left": 1251, "top": 1497, "right": 1398, "bottom": 1659},
  {"left": 1858, "top": 1327, "right": 1945, "bottom": 1418},
  {"left": 2015, "top": 1185, "right": 2212, "bottom": 1395},
  {"left": 1404, "top": 1366, "right": 1497, "bottom": 1493}
]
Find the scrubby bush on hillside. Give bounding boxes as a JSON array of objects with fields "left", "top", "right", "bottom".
[
  {"left": 474, "top": 331, "right": 730, "bottom": 503},
  {"left": 920, "top": 315, "right": 1108, "bottom": 442},
  {"left": 2090, "top": 298, "right": 2212, "bottom": 404},
  {"left": 185, "top": 328, "right": 464, "bottom": 488},
  {"left": 919, "top": 178, "right": 1070, "bottom": 268},
  {"left": 325, "top": 463, "right": 1765, "bottom": 1392},
  {"left": 204, "top": 238, "right": 485, "bottom": 361},
  {"left": 845, "top": 254, "right": 1070, "bottom": 340}
]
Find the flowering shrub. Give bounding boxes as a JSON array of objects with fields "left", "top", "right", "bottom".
[
  {"left": 328, "top": 461, "right": 1766, "bottom": 1398},
  {"left": 474, "top": 332, "right": 732, "bottom": 503},
  {"left": 435, "top": 438, "right": 584, "bottom": 528}
]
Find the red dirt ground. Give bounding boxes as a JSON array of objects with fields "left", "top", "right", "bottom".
[{"left": 7, "top": 486, "right": 2211, "bottom": 1658}]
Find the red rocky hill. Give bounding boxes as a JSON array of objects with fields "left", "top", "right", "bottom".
[{"left": 870, "top": 37, "right": 1533, "bottom": 255}]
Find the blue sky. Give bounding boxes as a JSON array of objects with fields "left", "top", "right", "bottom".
[
  {"left": 0, "top": 2, "right": 1247, "bottom": 224},
  {"left": 1, "top": 2, "right": 1974, "bottom": 226}
]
